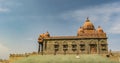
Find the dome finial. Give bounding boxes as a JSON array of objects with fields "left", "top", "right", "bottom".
[
  {"left": 86, "top": 17, "right": 90, "bottom": 22},
  {"left": 98, "top": 26, "right": 101, "bottom": 28},
  {"left": 46, "top": 31, "right": 49, "bottom": 33},
  {"left": 87, "top": 17, "right": 89, "bottom": 20},
  {"left": 45, "top": 31, "right": 50, "bottom": 37}
]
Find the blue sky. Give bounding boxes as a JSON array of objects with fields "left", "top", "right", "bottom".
[{"left": 0, "top": 0, "right": 120, "bottom": 59}]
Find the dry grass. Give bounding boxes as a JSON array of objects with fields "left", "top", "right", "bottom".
[{"left": 13, "top": 54, "right": 119, "bottom": 63}]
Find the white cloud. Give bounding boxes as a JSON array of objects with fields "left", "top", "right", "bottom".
[
  {"left": 0, "top": 44, "right": 9, "bottom": 53},
  {"left": 26, "top": 38, "right": 35, "bottom": 41},
  {"left": 108, "top": 22, "right": 120, "bottom": 34},
  {"left": 0, "top": 0, "right": 22, "bottom": 13},
  {"left": 61, "top": 2, "right": 120, "bottom": 34},
  {"left": 0, "top": 0, "right": 10, "bottom": 12},
  {"left": 0, "top": 8, "right": 9, "bottom": 12},
  {"left": 0, "top": 43, "right": 9, "bottom": 59}
]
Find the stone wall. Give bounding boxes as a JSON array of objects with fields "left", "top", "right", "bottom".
[
  {"left": 43, "top": 38, "right": 108, "bottom": 55},
  {"left": 9, "top": 52, "right": 38, "bottom": 63}
]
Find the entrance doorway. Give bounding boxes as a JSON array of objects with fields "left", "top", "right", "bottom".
[{"left": 90, "top": 44, "right": 97, "bottom": 54}]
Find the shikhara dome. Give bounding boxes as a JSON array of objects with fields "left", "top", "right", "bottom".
[
  {"left": 83, "top": 18, "right": 95, "bottom": 30},
  {"left": 97, "top": 26, "right": 104, "bottom": 33},
  {"left": 77, "top": 18, "right": 106, "bottom": 36}
]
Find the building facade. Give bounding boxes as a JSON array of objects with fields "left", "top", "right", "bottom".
[{"left": 38, "top": 18, "right": 108, "bottom": 55}]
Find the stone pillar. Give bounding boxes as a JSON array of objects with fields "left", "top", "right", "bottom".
[
  {"left": 99, "top": 44, "right": 101, "bottom": 54},
  {"left": 106, "top": 44, "right": 108, "bottom": 54},
  {"left": 38, "top": 43, "right": 40, "bottom": 54},
  {"left": 97, "top": 39, "right": 99, "bottom": 54},
  {"left": 43, "top": 41, "right": 45, "bottom": 55},
  {"left": 77, "top": 40, "right": 79, "bottom": 55},
  {"left": 59, "top": 40, "right": 63, "bottom": 54},
  {"left": 68, "top": 41, "right": 71, "bottom": 54},
  {"left": 85, "top": 40, "right": 88, "bottom": 54},
  {"left": 87, "top": 43, "right": 90, "bottom": 54},
  {"left": 51, "top": 41, "right": 54, "bottom": 54},
  {"left": 38, "top": 43, "right": 43, "bottom": 54},
  {"left": 88, "top": 43, "right": 90, "bottom": 54}
]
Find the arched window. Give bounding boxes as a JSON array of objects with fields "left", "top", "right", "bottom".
[
  {"left": 63, "top": 41, "right": 68, "bottom": 55},
  {"left": 72, "top": 41, "right": 77, "bottom": 51},
  {"left": 80, "top": 41, "right": 85, "bottom": 51},
  {"left": 63, "top": 42, "right": 68, "bottom": 50},
  {"left": 54, "top": 42, "right": 59, "bottom": 55},
  {"left": 100, "top": 40, "right": 107, "bottom": 51},
  {"left": 54, "top": 42, "right": 59, "bottom": 50}
]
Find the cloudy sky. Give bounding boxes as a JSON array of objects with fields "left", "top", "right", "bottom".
[{"left": 0, "top": 0, "right": 120, "bottom": 59}]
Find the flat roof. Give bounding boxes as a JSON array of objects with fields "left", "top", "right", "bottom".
[{"left": 44, "top": 36, "right": 107, "bottom": 40}]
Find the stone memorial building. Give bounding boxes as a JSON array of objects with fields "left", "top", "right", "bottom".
[{"left": 38, "top": 18, "right": 108, "bottom": 55}]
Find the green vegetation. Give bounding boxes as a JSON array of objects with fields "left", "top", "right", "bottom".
[{"left": 13, "top": 54, "right": 119, "bottom": 63}]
